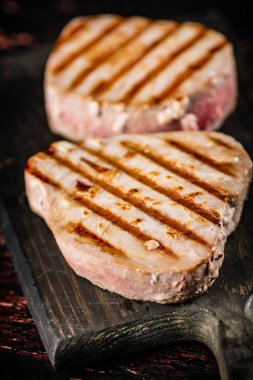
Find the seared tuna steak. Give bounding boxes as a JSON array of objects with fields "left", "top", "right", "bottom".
[
  {"left": 45, "top": 15, "right": 237, "bottom": 140},
  {"left": 25, "top": 132, "right": 252, "bottom": 303}
]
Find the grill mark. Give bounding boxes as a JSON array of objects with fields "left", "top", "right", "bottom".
[
  {"left": 49, "top": 147, "right": 212, "bottom": 248},
  {"left": 117, "top": 26, "right": 207, "bottom": 104},
  {"left": 80, "top": 144, "right": 220, "bottom": 225},
  {"left": 151, "top": 40, "right": 228, "bottom": 103},
  {"left": 208, "top": 135, "right": 234, "bottom": 151},
  {"left": 53, "top": 17, "right": 91, "bottom": 51},
  {"left": 120, "top": 141, "right": 232, "bottom": 201},
  {"left": 28, "top": 161, "right": 178, "bottom": 259},
  {"left": 164, "top": 137, "right": 236, "bottom": 177},
  {"left": 26, "top": 162, "right": 60, "bottom": 188},
  {"left": 73, "top": 194, "right": 178, "bottom": 258},
  {"left": 76, "top": 179, "right": 92, "bottom": 191},
  {"left": 68, "top": 20, "right": 151, "bottom": 90},
  {"left": 134, "top": 170, "right": 220, "bottom": 224},
  {"left": 80, "top": 156, "right": 110, "bottom": 172},
  {"left": 28, "top": 167, "right": 125, "bottom": 259},
  {"left": 52, "top": 17, "right": 123, "bottom": 74},
  {"left": 90, "top": 22, "right": 180, "bottom": 97},
  {"left": 69, "top": 222, "right": 127, "bottom": 258}
]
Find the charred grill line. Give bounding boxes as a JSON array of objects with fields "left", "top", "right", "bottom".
[
  {"left": 208, "top": 135, "right": 234, "bottom": 151},
  {"left": 121, "top": 141, "right": 232, "bottom": 201},
  {"left": 68, "top": 20, "right": 152, "bottom": 90},
  {"left": 52, "top": 17, "right": 124, "bottom": 74},
  {"left": 45, "top": 147, "right": 212, "bottom": 248},
  {"left": 69, "top": 222, "right": 127, "bottom": 258},
  {"left": 53, "top": 17, "right": 91, "bottom": 51},
  {"left": 80, "top": 143, "right": 221, "bottom": 224},
  {"left": 27, "top": 163, "right": 178, "bottom": 259},
  {"left": 74, "top": 195, "right": 178, "bottom": 258},
  {"left": 152, "top": 40, "right": 228, "bottom": 103},
  {"left": 80, "top": 156, "right": 111, "bottom": 172},
  {"left": 117, "top": 26, "right": 207, "bottom": 104},
  {"left": 25, "top": 162, "right": 60, "bottom": 188},
  {"left": 76, "top": 179, "right": 92, "bottom": 191},
  {"left": 90, "top": 22, "right": 180, "bottom": 97},
  {"left": 164, "top": 135, "right": 236, "bottom": 177}
]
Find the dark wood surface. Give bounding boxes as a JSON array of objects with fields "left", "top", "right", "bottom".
[
  {"left": 1, "top": 4, "right": 253, "bottom": 380},
  {"left": 0, "top": 236, "right": 220, "bottom": 380}
]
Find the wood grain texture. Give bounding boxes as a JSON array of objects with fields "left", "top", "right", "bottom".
[
  {"left": 0, "top": 11, "right": 253, "bottom": 380},
  {"left": 0, "top": 236, "right": 220, "bottom": 379}
]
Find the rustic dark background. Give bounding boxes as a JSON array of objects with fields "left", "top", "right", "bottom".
[
  {"left": 0, "top": 0, "right": 253, "bottom": 53},
  {"left": 0, "top": 1, "right": 252, "bottom": 379}
]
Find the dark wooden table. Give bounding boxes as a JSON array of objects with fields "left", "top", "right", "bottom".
[{"left": 1, "top": 1, "right": 252, "bottom": 379}]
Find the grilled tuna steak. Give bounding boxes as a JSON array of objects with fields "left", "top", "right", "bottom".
[
  {"left": 25, "top": 132, "right": 252, "bottom": 303},
  {"left": 45, "top": 14, "right": 237, "bottom": 140}
]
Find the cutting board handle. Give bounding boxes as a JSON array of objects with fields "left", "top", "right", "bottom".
[{"left": 213, "top": 316, "right": 253, "bottom": 380}]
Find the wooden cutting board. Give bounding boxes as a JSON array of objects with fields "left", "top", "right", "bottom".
[{"left": 0, "top": 11, "right": 253, "bottom": 380}]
